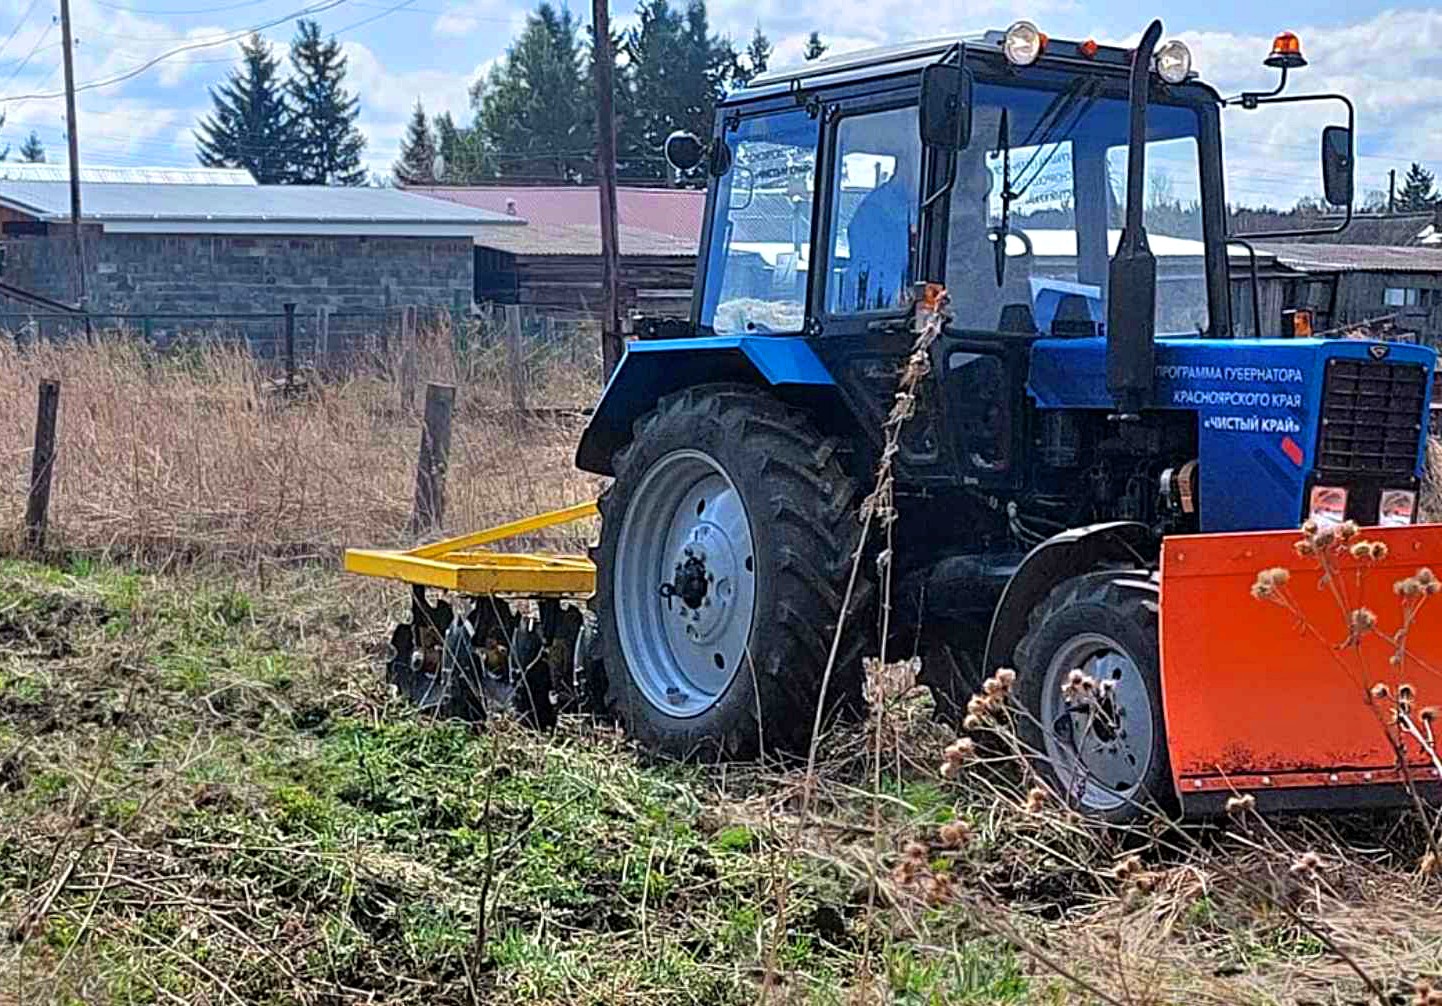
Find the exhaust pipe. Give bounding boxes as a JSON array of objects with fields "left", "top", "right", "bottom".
[{"left": 1106, "top": 18, "right": 1164, "bottom": 421}]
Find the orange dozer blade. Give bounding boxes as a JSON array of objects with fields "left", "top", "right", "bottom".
[{"left": 1159, "top": 523, "right": 1442, "bottom": 815}]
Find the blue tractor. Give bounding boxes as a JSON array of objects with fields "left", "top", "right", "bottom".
[{"left": 572, "top": 20, "right": 1439, "bottom": 819}]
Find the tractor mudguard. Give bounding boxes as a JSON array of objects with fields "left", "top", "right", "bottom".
[
  {"left": 1159, "top": 524, "right": 1442, "bottom": 815},
  {"left": 982, "top": 521, "right": 1157, "bottom": 675},
  {"left": 574, "top": 336, "right": 839, "bottom": 476}
]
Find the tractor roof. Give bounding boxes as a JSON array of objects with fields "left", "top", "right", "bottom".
[{"left": 737, "top": 30, "right": 1185, "bottom": 101}]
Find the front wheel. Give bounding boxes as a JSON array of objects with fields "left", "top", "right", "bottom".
[
  {"left": 591, "top": 385, "right": 871, "bottom": 759},
  {"left": 1011, "top": 570, "right": 1173, "bottom": 823}
]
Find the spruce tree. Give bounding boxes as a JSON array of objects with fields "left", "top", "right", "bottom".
[
  {"left": 1398, "top": 162, "right": 1438, "bottom": 212},
  {"left": 196, "top": 34, "right": 300, "bottom": 184},
  {"left": 803, "top": 31, "right": 827, "bottom": 61},
  {"left": 287, "top": 19, "right": 366, "bottom": 185},
  {"left": 393, "top": 100, "right": 438, "bottom": 185},
  {"left": 474, "top": 3, "right": 592, "bottom": 181},
  {"left": 19, "top": 130, "right": 44, "bottom": 163},
  {"left": 622, "top": 0, "right": 737, "bottom": 182},
  {"left": 734, "top": 26, "right": 771, "bottom": 84}
]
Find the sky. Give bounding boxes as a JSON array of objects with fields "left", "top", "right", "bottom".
[{"left": 0, "top": 0, "right": 1436, "bottom": 207}]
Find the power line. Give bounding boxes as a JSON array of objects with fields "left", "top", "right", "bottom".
[
  {"left": 0, "top": 0, "right": 42, "bottom": 63},
  {"left": 93, "top": 0, "right": 278, "bottom": 14},
  {"left": 0, "top": 21, "right": 54, "bottom": 89},
  {"left": 0, "top": 0, "right": 351, "bottom": 102}
]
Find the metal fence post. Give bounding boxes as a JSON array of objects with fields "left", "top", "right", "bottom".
[{"left": 283, "top": 303, "right": 296, "bottom": 386}]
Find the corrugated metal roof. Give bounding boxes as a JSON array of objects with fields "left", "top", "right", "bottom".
[
  {"left": 0, "top": 164, "right": 256, "bottom": 184},
  {"left": 1255, "top": 243, "right": 1442, "bottom": 274},
  {"left": 0, "top": 179, "right": 520, "bottom": 229},
  {"left": 411, "top": 185, "right": 704, "bottom": 243},
  {"left": 475, "top": 220, "right": 697, "bottom": 258}
]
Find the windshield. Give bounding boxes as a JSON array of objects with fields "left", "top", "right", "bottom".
[
  {"left": 700, "top": 108, "right": 818, "bottom": 335},
  {"left": 947, "top": 78, "right": 1207, "bottom": 337}
]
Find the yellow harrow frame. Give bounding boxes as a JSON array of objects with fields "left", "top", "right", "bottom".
[{"left": 343, "top": 501, "right": 599, "bottom": 597}]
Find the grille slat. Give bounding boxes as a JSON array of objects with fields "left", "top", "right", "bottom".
[{"left": 1317, "top": 358, "right": 1426, "bottom": 478}]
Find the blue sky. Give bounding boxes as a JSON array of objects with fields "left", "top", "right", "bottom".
[{"left": 0, "top": 0, "right": 1436, "bottom": 206}]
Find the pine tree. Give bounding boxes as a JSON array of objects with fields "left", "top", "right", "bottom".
[
  {"left": 19, "top": 130, "right": 44, "bottom": 163},
  {"left": 803, "top": 30, "right": 827, "bottom": 60},
  {"left": 287, "top": 19, "right": 367, "bottom": 185},
  {"left": 393, "top": 100, "right": 437, "bottom": 185},
  {"left": 474, "top": 3, "right": 593, "bottom": 181},
  {"left": 196, "top": 34, "right": 300, "bottom": 184},
  {"left": 622, "top": 0, "right": 738, "bottom": 182},
  {"left": 733, "top": 26, "right": 771, "bottom": 83},
  {"left": 1398, "top": 162, "right": 1438, "bottom": 212}
]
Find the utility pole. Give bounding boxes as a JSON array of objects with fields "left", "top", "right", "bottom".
[
  {"left": 1388, "top": 168, "right": 1396, "bottom": 215},
  {"left": 591, "top": 0, "right": 623, "bottom": 379},
  {"left": 58, "top": 0, "right": 85, "bottom": 311}
]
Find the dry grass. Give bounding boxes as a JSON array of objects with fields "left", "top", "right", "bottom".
[{"left": 0, "top": 325, "right": 603, "bottom": 561}]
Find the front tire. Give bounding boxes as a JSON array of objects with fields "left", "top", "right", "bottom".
[
  {"left": 1012, "top": 570, "right": 1173, "bottom": 823},
  {"left": 591, "top": 385, "right": 871, "bottom": 759}
]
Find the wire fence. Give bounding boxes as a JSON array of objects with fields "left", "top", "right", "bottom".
[{"left": 0, "top": 299, "right": 607, "bottom": 405}]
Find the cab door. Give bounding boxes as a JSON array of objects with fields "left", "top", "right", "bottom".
[{"left": 808, "top": 88, "right": 952, "bottom": 482}]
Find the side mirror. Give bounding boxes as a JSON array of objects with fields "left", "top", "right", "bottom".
[
  {"left": 1321, "top": 125, "right": 1353, "bottom": 206},
  {"left": 664, "top": 130, "right": 706, "bottom": 173},
  {"left": 920, "top": 63, "right": 972, "bottom": 150}
]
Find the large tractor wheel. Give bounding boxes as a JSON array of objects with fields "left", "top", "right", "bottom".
[
  {"left": 591, "top": 385, "right": 870, "bottom": 758},
  {"left": 1011, "top": 570, "right": 1173, "bottom": 823}
]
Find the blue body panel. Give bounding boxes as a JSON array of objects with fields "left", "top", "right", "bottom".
[
  {"left": 1029, "top": 337, "right": 1437, "bottom": 532},
  {"left": 574, "top": 336, "right": 836, "bottom": 474}
]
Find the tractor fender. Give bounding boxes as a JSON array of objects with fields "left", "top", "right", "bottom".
[
  {"left": 981, "top": 521, "right": 1158, "bottom": 675},
  {"left": 575, "top": 336, "right": 841, "bottom": 476}
]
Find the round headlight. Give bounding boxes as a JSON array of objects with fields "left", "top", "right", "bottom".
[
  {"left": 1155, "top": 39, "right": 1192, "bottom": 84},
  {"left": 1003, "top": 20, "right": 1046, "bottom": 66}
]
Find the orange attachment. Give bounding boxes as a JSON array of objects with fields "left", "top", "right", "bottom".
[
  {"left": 1078, "top": 39, "right": 1099, "bottom": 58},
  {"left": 1159, "top": 523, "right": 1442, "bottom": 811}
]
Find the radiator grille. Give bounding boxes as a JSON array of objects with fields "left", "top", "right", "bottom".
[{"left": 1316, "top": 358, "right": 1427, "bottom": 478}]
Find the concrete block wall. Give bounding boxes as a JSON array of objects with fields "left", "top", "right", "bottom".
[{"left": 0, "top": 226, "right": 473, "bottom": 352}]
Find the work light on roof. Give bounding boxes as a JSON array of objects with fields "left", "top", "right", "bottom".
[
  {"left": 1003, "top": 20, "right": 1046, "bottom": 66},
  {"left": 1154, "top": 39, "right": 1192, "bottom": 83}
]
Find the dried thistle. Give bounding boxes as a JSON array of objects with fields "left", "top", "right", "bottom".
[
  {"left": 923, "top": 872, "right": 955, "bottom": 906},
  {"left": 1113, "top": 855, "right": 1144, "bottom": 880},
  {"left": 1023, "top": 787, "right": 1047, "bottom": 814},
  {"left": 1371, "top": 682, "right": 1392, "bottom": 701},
  {"left": 1338, "top": 520, "right": 1360, "bottom": 541},
  {"left": 1370, "top": 541, "right": 1390, "bottom": 560},
  {"left": 938, "top": 821, "right": 971, "bottom": 848},
  {"left": 1348, "top": 607, "right": 1377, "bottom": 636},
  {"left": 962, "top": 713, "right": 984, "bottom": 732},
  {"left": 1062, "top": 669, "right": 1098, "bottom": 702},
  {"left": 1420, "top": 851, "right": 1438, "bottom": 877},
  {"left": 903, "top": 840, "right": 929, "bottom": 864},
  {"left": 1224, "top": 793, "right": 1256, "bottom": 815},
  {"left": 1290, "top": 851, "right": 1323, "bottom": 877}
]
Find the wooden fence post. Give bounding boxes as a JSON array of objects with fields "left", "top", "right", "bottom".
[
  {"left": 283, "top": 303, "right": 297, "bottom": 387},
  {"left": 409, "top": 382, "right": 455, "bottom": 537},
  {"left": 504, "top": 303, "right": 526, "bottom": 414},
  {"left": 25, "top": 380, "right": 60, "bottom": 551},
  {"left": 399, "top": 305, "right": 419, "bottom": 412}
]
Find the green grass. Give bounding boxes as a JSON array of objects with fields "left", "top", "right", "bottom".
[
  {"left": 0, "top": 558, "right": 989, "bottom": 1005},
  {"left": 3, "top": 556, "right": 1437, "bottom": 1006}
]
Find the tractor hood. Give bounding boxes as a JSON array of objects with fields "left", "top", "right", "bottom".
[{"left": 1029, "top": 336, "right": 1437, "bottom": 532}]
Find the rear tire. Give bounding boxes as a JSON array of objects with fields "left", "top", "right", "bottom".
[
  {"left": 1012, "top": 570, "right": 1173, "bottom": 823},
  {"left": 591, "top": 385, "right": 871, "bottom": 759}
]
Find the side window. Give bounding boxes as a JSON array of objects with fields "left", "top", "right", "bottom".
[
  {"left": 826, "top": 106, "right": 921, "bottom": 316},
  {"left": 700, "top": 109, "right": 818, "bottom": 335}
]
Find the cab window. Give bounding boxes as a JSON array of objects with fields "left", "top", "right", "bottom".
[
  {"left": 700, "top": 109, "right": 818, "bottom": 335},
  {"left": 825, "top": 106, "right": 922, "bottom": 316}
]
